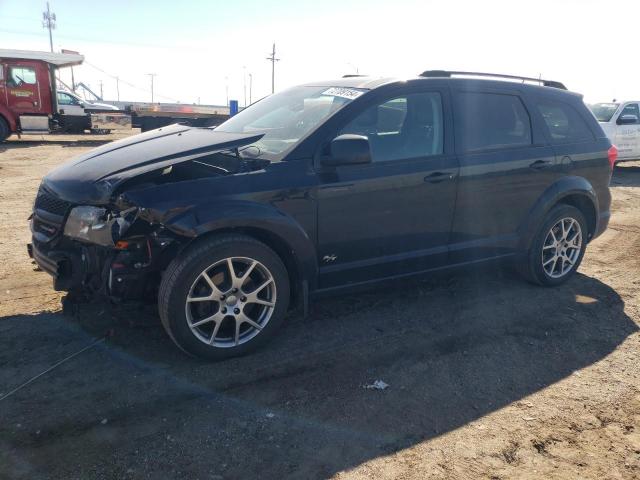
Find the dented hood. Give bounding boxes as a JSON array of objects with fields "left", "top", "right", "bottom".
[{"left": 43, "top": 124, "right": 264, "bottom": 204}]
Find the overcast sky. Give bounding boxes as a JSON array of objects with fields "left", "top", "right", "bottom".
[{"left": 1, "top": 0, "right": 638, "bottom": 106}]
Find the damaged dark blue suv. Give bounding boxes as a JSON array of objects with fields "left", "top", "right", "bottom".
[{"left": 29, "top": 71, "right": 615, "bottom": 358}]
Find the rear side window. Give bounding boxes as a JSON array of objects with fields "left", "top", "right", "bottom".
[
  {"left": 536, "top": 101, "right": 594, "bottom": 144},
  {"left": 455, "top": 92, "right": 532, "bottom": 152}
]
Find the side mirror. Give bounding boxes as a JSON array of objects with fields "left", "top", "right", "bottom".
[
  {"left": 322, "top": 134, "right": 372, "bottom": 166},
  {"left": 617, "top": 114, "right": 639, "bottom": 125}
]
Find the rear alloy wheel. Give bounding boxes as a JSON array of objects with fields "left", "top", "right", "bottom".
[
  {"left": 159, "top": 235, "right": 289, "bottom": 359},
  {"left": 541, "top": 217, "right": 583, "bottom": 279},
  {"left": 520, "top": 204, "right": 588, "bottom": 286}
]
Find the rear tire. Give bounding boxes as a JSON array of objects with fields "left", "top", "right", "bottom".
[
  {"left": 158, "top": 234, "right": 290, "bottom": 359},
  {"left": 519, "top": 204, "right": 587, "bottom": 286},
  {"left": 0, "top": 117, "right": 9, "bottom": 143}
]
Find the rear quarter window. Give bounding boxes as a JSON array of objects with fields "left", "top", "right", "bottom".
[
  {"left": 536, "top": 101, "right": 594, "bottom": 144},
  {"left": 455, "top": 92, "right": 532, "bottom": 153}
]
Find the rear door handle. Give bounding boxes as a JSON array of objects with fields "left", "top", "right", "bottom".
[
  {"left": 424, "top": 171, "right": 455, "bottom": 183},
  {"left": 529, "top": 160, "right": 551, "bottom": 170}
]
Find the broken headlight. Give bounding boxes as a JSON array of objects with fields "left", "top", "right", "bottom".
[{"left": 64, "top": 206, "right": 136, "bottom": 246}]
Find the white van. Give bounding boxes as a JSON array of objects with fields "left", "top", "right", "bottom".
[{"left": 589, "top": 101, "right": 640, "bottom": 162}]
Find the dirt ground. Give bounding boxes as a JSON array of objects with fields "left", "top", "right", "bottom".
[{"left": 0, "top": 134, "right": 639, "bottom": 480}]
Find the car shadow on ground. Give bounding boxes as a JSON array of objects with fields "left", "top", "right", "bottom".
[{"left": 1, "top": 267, "right": 637, "bottom": 479}]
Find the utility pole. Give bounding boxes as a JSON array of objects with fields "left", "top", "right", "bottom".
[
  {"left": 243, "top": 66, "right": 247, "bottom": 107},
  {"left": 42, "top": 2, "right": 56, "bottom": 53},
  {"left": 266, "top": 43, "right": 280, "bottom": 94},
  {"left": 249, "top": 73, "right": 253, "bottom": 104},
  {"left": 146, "top": 73, "right": 156, "bottom": 103},
  {"left": 98, "top": 80, "right": 103, "bottom": 100},
  {"left": 225, "top": 76, "right": 229, "bottom": 106},
  {"left": 115, "top": 77, "right": 120, "bottom": 101}
]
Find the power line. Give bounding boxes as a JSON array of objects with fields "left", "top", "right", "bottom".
[{"left": 82, "top": 61, "right": 177, "bottom": 102}]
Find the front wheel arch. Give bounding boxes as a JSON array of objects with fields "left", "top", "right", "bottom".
[{"left": 173, "top": 226, "right": 307, "bottom": 311}]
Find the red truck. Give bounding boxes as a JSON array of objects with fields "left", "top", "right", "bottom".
[
  {"left": 1, "top": 49, "right": 231, "bottom": 142},
  {"left": 0, "top": 49, "right": 85, "bottom": 141}
]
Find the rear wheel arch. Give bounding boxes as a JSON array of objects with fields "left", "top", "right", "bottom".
[
  {"left": 518, "top": 203, "right": 587, "bottom": 286},
  {"left": 519, "top": 177, "right": 599, "bottom": 251},
  {"left": 556, "top": 193, "right": 597, "bottom": 240}
]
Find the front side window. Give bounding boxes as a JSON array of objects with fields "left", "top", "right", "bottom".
[
  {"left": 455, "top": 92, "right": 532, "bottom": 152},
  {"left": 618, "top": 103, "right": 640, "bottom": 124},
  {"left": 8, "top": 67, "right": 36, "bottom": 87},
  {"left": 537, "top": 101, "right": 594, "bottom": 144},
  {"left": 215, "top": 85, "right": 365, "bottom": 160},
  {"left": 339, "top": 92, "right": 444, "bottom": 162},
  {"left": 589, "top": 103, "right": 619, "bottom": 122}
]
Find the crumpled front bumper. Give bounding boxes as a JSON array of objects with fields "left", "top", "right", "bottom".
[{"left": 28, "top": 240, "right": 86, "bottom": 291}]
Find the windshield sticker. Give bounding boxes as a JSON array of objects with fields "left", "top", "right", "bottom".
[{"left": 321, "top": 87, "right": 365, "bottom": 100}]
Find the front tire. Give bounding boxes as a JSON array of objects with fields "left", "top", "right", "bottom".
[
  {"left": 0, "top": 116, "right": 9, "bottom": 143},
  {"left": 159, "top": 234, "right": 290, "bottom": 359},
  {"left": 520, "top": 204, "right": 587, "bottom": 286}
]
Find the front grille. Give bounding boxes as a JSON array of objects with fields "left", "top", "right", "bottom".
[{"left": 34, "top": 188, "right": 71, "bottom": 216}]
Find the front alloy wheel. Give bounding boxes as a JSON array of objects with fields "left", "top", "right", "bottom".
[
  {"left": 186, "top": 257, "right": 277, "bottom": 348},
  {"left": 159, "top": 235, "right": 290, "bottom": 359}
]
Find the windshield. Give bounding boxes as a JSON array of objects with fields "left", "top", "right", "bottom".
[
  {"left": 215, "top": 85, "right": 366, "bottom": 160},
  {"left": 589, "top": 103, "right": 619, "bottom": 122}
]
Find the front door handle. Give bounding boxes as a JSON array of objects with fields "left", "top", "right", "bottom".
[
  {"left": 529, "top": 159, "right": 551, "bottom": 170},
  {"left": 424, "top": 171, "right": 454, "bottom": 183}
]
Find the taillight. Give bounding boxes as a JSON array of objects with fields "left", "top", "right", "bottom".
[{"left": 608, "top": 145, "right": 618, "bottom": 169}]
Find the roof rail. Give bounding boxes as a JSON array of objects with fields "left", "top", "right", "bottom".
[{"left": 419, "top": 70, "right": 567, "bottom": 90}]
